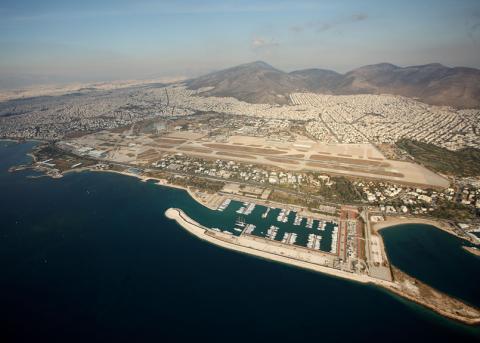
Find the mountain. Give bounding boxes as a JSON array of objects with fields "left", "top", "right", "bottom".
[
  {"left": 335, "top": 63, "right": 480, "bottom": 108},
  {"left": 186, "top": 61, "right": 480, "bottom": 108},
  {"left": 186, "top": 61, "right": 306, "bottom": 105},
  {"left": 288, "top": 69, "right": 343, "bottom": 93}
]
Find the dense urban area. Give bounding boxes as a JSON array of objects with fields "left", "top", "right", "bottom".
[
  {"left": 1, "top": 84, "right": 479, "bottom": 151},
  {"left": 3, "top": 82, "right": 480, "bottom": 234}
]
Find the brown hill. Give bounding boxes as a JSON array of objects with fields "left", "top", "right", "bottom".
[
  {"left": 186, "top": 61, "right": 480, "bottom": 108},
  {"left": 186, "top": 61, "right": 306, "bottom": 105}
]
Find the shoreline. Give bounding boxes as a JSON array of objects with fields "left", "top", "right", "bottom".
[
  {"left": 165, "top": 207, "right": 480, "bottom": 326},
  {"left": 164, "top": 208, "right": 387, "bottom": 286},
  {"left": 10, "top": 147, "right": 480, "bottom": 325},
  {"left": 371, "top": 216, "right": 477, "bottom": 245},
  {"left": 22, "top": 158, "right": 479, "bottom": 250},
  {"left": 373, "top": 216, "right": 453, "bottom": 233},
  {"left": 6, "top": 144, "right": 480, "bottom": 326},
  {"left": 75, "top": 168, "right": 220, "bottom": 211},
  {"left": 88, "top": 168, "right": 338, "bottom": 219},
  {"left": 463, "top": 246, "right": 480, "bottom": 257}
]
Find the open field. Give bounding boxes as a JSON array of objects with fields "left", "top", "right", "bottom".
[{"left": 63, "top": 131, "right": 450, "bottom": 188}]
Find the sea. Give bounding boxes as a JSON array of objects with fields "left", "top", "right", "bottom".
[{"left": 1, "top": 140, "right": 479, "bottom": 342}]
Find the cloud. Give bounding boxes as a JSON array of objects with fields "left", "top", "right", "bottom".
[
  {"left": 251, "top": 36, "right": 279, "bottom": 51},
  {"left": 292, "top": 13, "right": 369, "bottom": 34},
  {"left": 289, "top": 25, "right": 304, "bottom": 33},
  {"left": 351, "top": 13, "right": 368, "bottom": 22},
  {"left": 466, "top": 11, "right": 480, "bottom": 42},
  {"left": 315, "top": 23, "right": 333, "bottom": 33}
]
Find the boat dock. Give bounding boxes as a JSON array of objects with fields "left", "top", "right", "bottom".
[
  {"left": 266, "top": 225, "right": 279, "bottom": 240},
  {"left": 262, "top": 207, "right": 271, "bottom": 219},
  {"left": 281, "top": 232, "right": 298, "bottom": 245},
  {"left": 217, "top": 198, "right": 231, "bottom": 211},
  {"left": 307, "top": 234, "right": 322, "bottom": 250}
]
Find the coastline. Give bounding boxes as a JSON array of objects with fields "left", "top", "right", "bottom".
[
  {"left": 164, "top": 207, "right": 386, "bottom": 286},
  {"left": 166, "top": 207, "right": 480, "bottom": 326},
  {"left": 78, "top": 168, "right": 220, "bottom": 211},
  {"left": 85, "top": 168, "right": 338, "bottom": 219},
  {"left": 0, "top": 138, "right": 20, "bottom": 143},
  {"left": 463, "top": 246, "right": 480, "bottom": 257},
  {"left": 371, "top": 216, "right": 475, "bottom": 244},
  {"left": 10, "top": 145, "right": 480, "bottom": 326}
]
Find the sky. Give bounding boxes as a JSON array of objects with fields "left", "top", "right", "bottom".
[{"left": 1, "top": 0, "right": 480, "bottom": 88}]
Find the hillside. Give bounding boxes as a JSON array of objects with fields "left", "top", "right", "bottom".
[
  {"left": 336, "top": 63, "right": 480, "bottom": 108},
  {"left": 186, "top": 61, "right": 480, "bottom": 108},
  {"left": 186, "top": 61, "right": 306, "bottom": 105}
]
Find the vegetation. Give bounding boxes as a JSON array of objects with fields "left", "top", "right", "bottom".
[
  {"left": 167, "top": 175, "right": 224, "bottom": 193},
  {"left": 429, "top": 199, "right": 475, "bottom": 221},
  {"left": 268, "top": 190, "right": 325, "bottom": 209},
  {"left": 297, "top": 176, "right": 363, "bottom": 203},
  {"left": 397, "top": 139, "right": 480, "bottom": 176},
  {"left": 319, "top": 177, "right": 363, "bottom": 202},
  {"left": 33, "top": 144, "right": 96, "bottom": 172}
]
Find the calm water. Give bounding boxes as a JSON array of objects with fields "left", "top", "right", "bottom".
[
  {"left": 380, "top": 224, "right": 480, "bottom": 307},
  {"left": 204, "top": 197, "right": 338, "bottom": 252},
  {"left": 1, "top": 141, "right": 479, "bottom": 342}
]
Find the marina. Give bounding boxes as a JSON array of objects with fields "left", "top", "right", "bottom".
[
  {"left": 306, "top": 218, "right": 314, "bottom": 229},
  {"left": 281, "top": 232, "right": 298, "bottom": 245},
  {"left": 331, "top": 225, "right": 339, "bottom": 254},
  {"left": 307, "top": 234, "right": 322, "bottom": 250},
  {"left": 262, "top": 207, "right": 270, "bottom": 219},
  {"left": 211, "top": 197, "right": 340, "bottom": 254},
  {"left": 243, "top": 224, "right": 256, "bottom": 234},
  {"left": 266, "top": 225, "right": 279, "bottom": 240},
  {"left": 217, "top": 198, "right": 231, "bottom": 212}
]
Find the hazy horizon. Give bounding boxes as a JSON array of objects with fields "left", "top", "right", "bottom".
[{"left": 1, "top": 0, "right": 480, "bottom": 89}]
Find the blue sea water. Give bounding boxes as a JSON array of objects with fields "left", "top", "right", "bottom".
[
  {"left": 380, "top": 224, "right": 480, "bottom": 307},
  {"left": 0, "top": 141, "right": 479, "bottom": 342}
]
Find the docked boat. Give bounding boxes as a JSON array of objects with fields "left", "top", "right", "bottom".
[
  {"left": 244, "top": 223, "right": 256, "bottom": 234},
  {"left": 306, "top": 218, "right": 314, "bottom": 229},
  {"left": 217, "top": 198, "right": 231, "bottom": 211},
  {"left": 244, "top": 203, "right": 256, "bottom": 215},
  {"left": 293, "top": 213, "right": 303, "bottom": 226},
  {"left": 236, "top": 207, "right": 245, "bottom": 214},
  {"left": 235, "top": 216, "right": 246, "bottom": 227},
  {"left": 266, "top": 225, "right": 279, "bottom": 240},
  {"left": 262, "top": 207, "right": 270, "bottom": 219}
]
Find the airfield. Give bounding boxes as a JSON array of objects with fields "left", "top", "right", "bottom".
[{"left": 63, "top": 130, "right": 450, "bottom": 189}]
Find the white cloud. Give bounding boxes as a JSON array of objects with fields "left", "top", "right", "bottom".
[
  {"left": 292, "top": 13, "right": 369, "bottom": 33},
  {"left": 251, "top": 36, "right": 279, "bottom": 50}
]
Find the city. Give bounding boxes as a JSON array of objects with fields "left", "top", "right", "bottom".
[{"left": 2, "top": 1, "right": 480, "bottom": 341}]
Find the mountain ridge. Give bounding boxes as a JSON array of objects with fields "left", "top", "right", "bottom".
[{"left": 186, "top": 61, "right": 480, "bottom": 108}]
